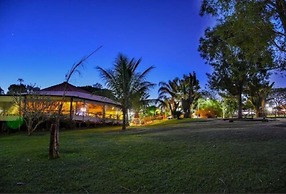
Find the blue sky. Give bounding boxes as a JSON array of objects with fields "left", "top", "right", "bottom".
[{"left": 0, "top": 0, "right": 284, "bottom": 98}]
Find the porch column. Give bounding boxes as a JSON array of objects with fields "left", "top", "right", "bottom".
[
  {"left": 102, "top": 104, "right": 106, "bottom": 123},
  {"left": 69, "top": 97, "right": 73, "bottom": 120}
]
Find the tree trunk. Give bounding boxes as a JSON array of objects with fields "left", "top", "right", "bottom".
[
  {"left": 171, "top": 110, "right": 176, "bottom": 119},
  {"left": 255, "top": 107, "right": 260, "bottom": 118},
  {"left": 237, "top": 93, "right": 243, "bottom": 119},
  {"left": 184, "top": 111, "right": 190, "bottom": 118},
  {"left": 276, "top": 0, "right": 286, "bottom": 34},
  {"left": 49, "top": 123, "right": 60, "bottom": 159},
  {"left": 122, "top": 108, "right": 127, "bottom": 130},
  {"left": 260, "top": 99, "right": 266, "bottom": 117}
]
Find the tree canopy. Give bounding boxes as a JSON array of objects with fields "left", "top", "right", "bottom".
[
  {"left": 199, "top": 0, "right": 277, "bottom": 118},
  {"left": 200, "top": 0, "right": 286, "bottom": 70}
]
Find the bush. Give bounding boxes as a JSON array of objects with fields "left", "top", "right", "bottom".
[{"left": 60, "top": 117, "right": 76, "bottom": 130}]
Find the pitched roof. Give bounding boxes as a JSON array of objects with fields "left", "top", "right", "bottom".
[
  {"left": 40, "top": 82, "right": 120, "bottom": 106},
  {"left": 41, "top": 82, "right": 90, "bottom": 94}
]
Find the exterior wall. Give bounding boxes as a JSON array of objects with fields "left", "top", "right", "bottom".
[
  {"left": 0, "top": 95, "right": 122, "bottom": 124},
  {"left": 71, "top": 98, "right": 122, "bottom": 124},
  {"left": 0, "top": 96, "right": 19, "bottom": 121}
]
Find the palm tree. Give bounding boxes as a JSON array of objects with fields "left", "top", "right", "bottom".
[
  {"left": 158, "top": 78, "right": 181, "bottom": 118},
  {"left": 180, "top": 72, "right": 200, "bottom": 118},
  {"left": 96, "top": 53, "right": 155, "bottom": 130},
  {"left": 158, "top": 72, "right": 200, "bottom": 119}
]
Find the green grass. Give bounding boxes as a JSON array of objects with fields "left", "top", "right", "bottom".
[{"left": 1, "top": 119, "right": 286, "bottom": 193}]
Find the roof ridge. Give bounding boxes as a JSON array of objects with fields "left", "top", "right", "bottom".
[{"left": 41, "top": 82, "right": 91, "bottom": 94}]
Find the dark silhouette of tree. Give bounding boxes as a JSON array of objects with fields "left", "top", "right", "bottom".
[
  {"left": 7, "top": 84, "right": 27, "bottom": 95},
  {"left": 93, "top": 83, "right": 103, "bottom": 89},
  {"left": 79, "top": 85, "right": 116, "bottom": 100},
  {"left": 0, "top": 87, "right": 4, "bottom": 95}
]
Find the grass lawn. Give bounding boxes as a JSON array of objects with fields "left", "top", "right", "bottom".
[{"left": 1, "top": 118, "right": 286, "bottom": 193}]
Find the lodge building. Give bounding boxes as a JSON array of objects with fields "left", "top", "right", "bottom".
[{"left": 0, "top": 82, "right": 123, "bottom": 125}]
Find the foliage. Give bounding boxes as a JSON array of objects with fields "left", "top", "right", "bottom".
[
  {"left": 180, "top": 72, "right": 200, "bottom": 118},
  {"left": 97, "top": 53, "right": 155, "bottom": 130},
  {"left": 221, "top": 95, "right": 238, "bottom": 118},
  {"left": 199, "top": 7, "right": 275, "bottom": 118},
  {"left": 13, "top": 90, "right": 59, "bottom": 135},
  {"left": 200, "top": 0, "right": 286, "bottom": 70},
  {"left": 158, "top": 72, "right": 200, "bottom": 118},
  {"left": 7, "top": 84, "right": 27, "bottom": 95},
  {"left": 0, "top": 87, "right": 4, "bottom": 95},
  {"left": 7, "top": 83, "right": 40, "bottom": 95},
  {"left": 268, "top": 87, "right": 286, "bottom": 109},
  {"left": 245, "top": 78, "right": 274, "bottom": 117},
  {"left": 79, "top": 85, "right": 116, "bottom": 100},
  {"left": 156, "top": 96, "right": 171, "bottom": 117},
  {"left": 196, "top": 98, "right": 222, "bottom": 118},
  {"left": 158, "top": 78, "right": 181, "bottom": 118}
]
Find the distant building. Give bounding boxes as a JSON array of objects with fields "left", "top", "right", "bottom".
[{"left": 0, "top": 82, "right": 122, "bottom": 124}]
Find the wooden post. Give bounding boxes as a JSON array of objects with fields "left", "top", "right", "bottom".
[
  {"left": 69, "top": 97, "right": 73, "bottom": 120},
  {"left": 102, "top": 104, "right": 106, "bottom": 124}
]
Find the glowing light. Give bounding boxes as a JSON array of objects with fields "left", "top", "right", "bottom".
[
  {"left": 266, "top": 104, "right": 272, "bottom": 112},
  {"left": 80, "top": 107, "right": 86, "bottom": 112},
  {"left": 6, "top": 117, "right": 24, "bottom": 129}
]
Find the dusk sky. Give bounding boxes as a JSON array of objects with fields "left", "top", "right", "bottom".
[{"left": 0, "top": 0, "right": 285, "bottom": 98}]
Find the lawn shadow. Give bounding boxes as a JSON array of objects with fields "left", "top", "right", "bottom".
[{"left": 121, "top": 119, "right": 286, "bottom": 143}]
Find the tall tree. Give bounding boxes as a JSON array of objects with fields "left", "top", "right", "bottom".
[
  {"left": 97, "top": 53, "right": 155, "bottom": 130},
  {"left": 200, "top": 0, "right": 286, "bottom": 70},
  {"left": 199, "top": 16, "right": 275, "bottom": 118}
]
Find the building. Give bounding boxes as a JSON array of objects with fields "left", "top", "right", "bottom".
[{"left": 0, "top": 82, "right": 122, "bottom": 125}]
